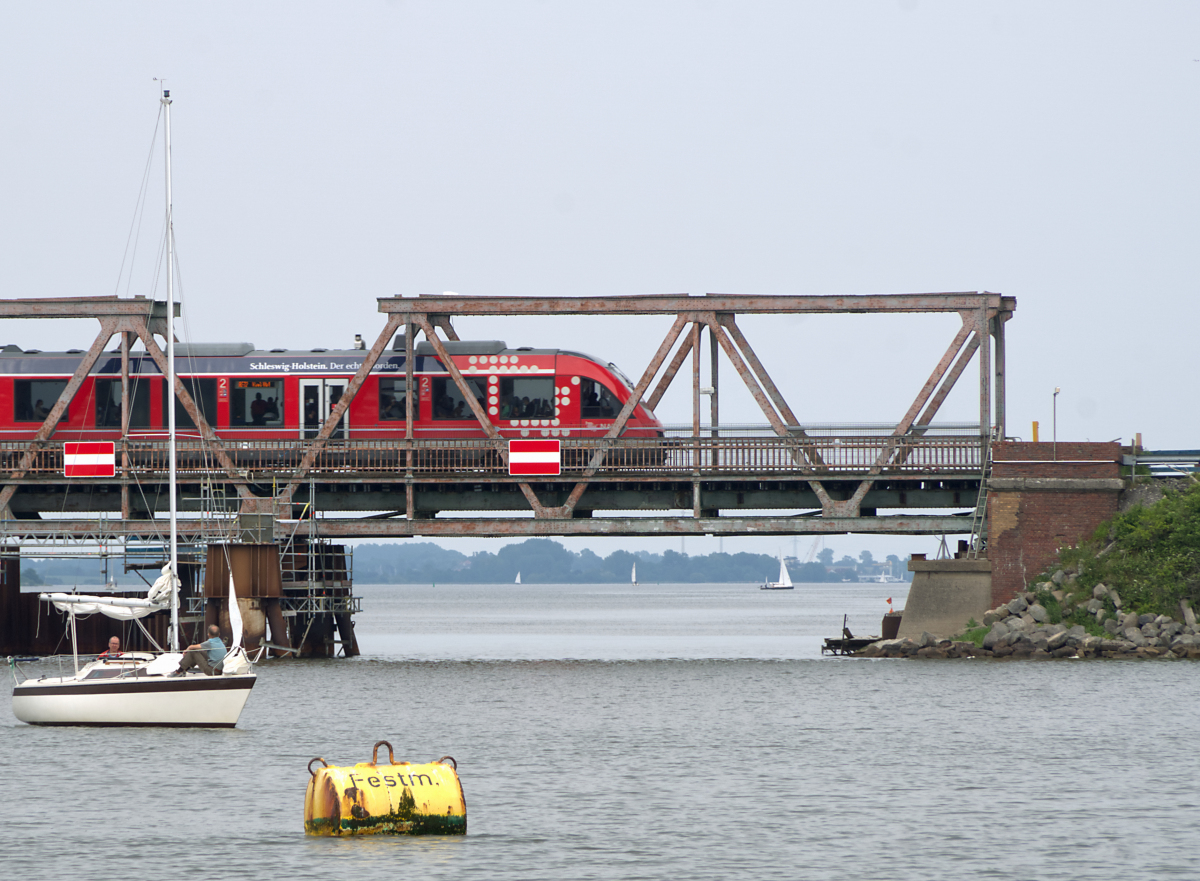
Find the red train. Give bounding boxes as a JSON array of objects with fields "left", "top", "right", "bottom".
[{"left": 0, "top": 337, "right": 663, "bottom": 441}]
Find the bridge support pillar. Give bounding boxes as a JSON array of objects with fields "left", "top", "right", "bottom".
[
  {"left": 898, "top": 558, "right": 992, "bottom": 640},
  {"left": 987, "top": 442, "right": 1124, "bottom": 606}
]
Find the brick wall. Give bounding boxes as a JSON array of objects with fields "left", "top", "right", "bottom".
[
  {"left": 987, "top": 442, "right": 1122, "bottom": 605},
  {"left": 992, "top": 441, "right": 1121, "bottom": 479}
]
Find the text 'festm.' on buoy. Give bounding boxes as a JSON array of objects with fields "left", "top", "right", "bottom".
[{"left": 305, "top": 741, "right": 466, "bottom": 836}]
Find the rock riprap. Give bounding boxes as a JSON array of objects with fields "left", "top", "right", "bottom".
[{"left": 857, "top": 587, "right": 1200, "bottom": 660}]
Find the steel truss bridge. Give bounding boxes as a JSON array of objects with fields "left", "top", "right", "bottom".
[{"left": 0, "top": 292, "right": 1015, "bottom": 543}]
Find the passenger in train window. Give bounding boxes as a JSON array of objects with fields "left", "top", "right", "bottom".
[
  {"left": 250, "top": 393, "right": 268, "bottom": 425},
  {"left": 580, "top": 378, "right": 620, "bottom": 418},
  {"left": 379, "top": 379, "right": 408, "bottom": 421}
]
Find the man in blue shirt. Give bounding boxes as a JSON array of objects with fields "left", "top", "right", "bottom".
[{"left": 173, "top": 625, "right": 227, "bottom": 676}]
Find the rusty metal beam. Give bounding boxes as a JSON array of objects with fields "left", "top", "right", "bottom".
[
  {"left": 432, "top": 316, "right": 459, "bottom": 341},
  {"left": 717, "top": 314, "right": 828, "bottom": 468},
  {"left": 918, "top": 335, "right": 981, "bottom": 427},
  {"left": 279, "top": 313, "right": 405, "bottom": 503},
  {"left": 977, "top": 307, "right": 991, "bottom": 437},
  {"left": 994, "top": 312, "right": 1008, "bottom": 439},
  {"left": 134, "top": 325, "right": 253, "bottom": 501},
  {"left": 647, "top": 331, "right": 693, "bottom": 412},
  {"left": 414, "top": 314, "right": 549, "bottom": 517},
  {"left": 702, "top": 316, "right": 838, "bottom": 515},
  {"left": 555, "top": 313, "right": 691, "bottom": 517},
  {"left": 0, "top": 513, "right": 973, "bottom": 542},
  {"left": 380, "top": 292, "right": 1014, "bottom": 316},
  {"left": 0, "top": 316, "right": 121, "bottom": 515},
  {"left": 0, "top": 296, "right": 176, "bottom": 320},
  {"left": 305, "top": 514, "right": 974, "bottom": 539}
]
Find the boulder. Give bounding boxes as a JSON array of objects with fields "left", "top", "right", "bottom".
[
  {"left": 1052, "top": 645, "right": 1077, "bottom": 658},
  {"left": 1050, "top": 589, "right": 1065, "bottom": 603},
  {"left": 1182, "top": 602, "right": 1196, "bottom": 627},
  {"left": 1085, "top": 598, "right": 1103, "bottom": 613},
  {"left": 1103, "top": 618, "right": 1120, "bottom": 634},
  {"left": 1047, "top": 630, "right": 1070, "bottom": 651},
  {"left": 1138, "top": 613, "right": 1157, "bottom": 626},
  {"left": 982, "top": 626, "right": 1005, "bottom": 650},
  {"left": 982, "top": 610, "right": 997, "bottom": 626},
  {"left": 1141, "top": 622, "right": 1159, "bottom": 638},
  {"left": 918, "top": 631, "right": 936, "bottom": 648},
  {"left": 1051, "top": 569, "right": 1066, "bottom": 585},
  {"left": 1093, "top": 583, "right": 1109, "bottom": 600},
  {"left": 1124, "top": 628, "right": 1147, "bottom": 647},
  {"left": 1008, "top": 596, "right": 1029, "bottom": 615},
  {"left": 1110, "top": 590, "right": 1122, "bottom": 609},
  {"left": 1029, "top": 604, "right": 1049, "bottom": 623}
]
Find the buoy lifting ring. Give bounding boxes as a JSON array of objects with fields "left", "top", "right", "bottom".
[
  {"left": 371, "top": 740, "right": 397, "bottom": 766},
  {"left": 435, "top": 756, "right": 457, "bottom": 770},
  {"left": 308, "top": 757, "right": 329, "bottom": 778}
]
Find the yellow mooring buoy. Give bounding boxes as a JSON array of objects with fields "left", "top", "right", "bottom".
[{"left": 305, "top": 741, "right": 466, "bottom": 836}]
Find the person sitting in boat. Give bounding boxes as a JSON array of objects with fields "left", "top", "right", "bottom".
[
  {"left": 173, "top": 625, "right": 227, "bottom": 676},
  {"left": 97, "top": 636, "right": 123, "bottom": 659}
]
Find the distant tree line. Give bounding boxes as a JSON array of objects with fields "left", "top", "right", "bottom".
[
  {"left": 18, "top": 540, "right": 913, "bottom": 587},
  {"left": 349, "top": 539, "right": 900, "bottom": 585}
]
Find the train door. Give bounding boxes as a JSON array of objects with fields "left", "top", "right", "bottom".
[{"left": 299, "top": 378, "right": 349, "bottom": 439}]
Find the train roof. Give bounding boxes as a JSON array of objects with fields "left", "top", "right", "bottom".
[{"left": 0, "top": 340, "right": 618, "bottom": 377}]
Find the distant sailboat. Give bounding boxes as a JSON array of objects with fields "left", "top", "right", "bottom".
[
  {"left": 761, "top": 552, "right": 794, "bottom": 590},
  {"left": 515, "top": 571, "right": 521, "bottom": 584},
  {"left": 631, "top": 563, "right": 638, "bottom": 586}
]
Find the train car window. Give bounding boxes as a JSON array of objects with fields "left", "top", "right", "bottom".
[
  {"left": 431, "top": 377, "right": 485, "bottom": 420},
  {"left": 162, "top": 378, "right": 217, "bottom": 429},
  {"left": 95, "top": 379, "right": 152, "bottom": 428},
  {"left": 14, "top": 379, "right": 68, "bottom": 423},
  {"left": 231, "top": 379, "right": 284, "bottom": 427},
  {"left": 580, "top": 378, "right": 620, "bottom": 418},
  {"left": 378, "top": 378, "right": 408, "bottom": 421},
  {"left": 498, "top": 377, "right": 555, "bottom": 419}
]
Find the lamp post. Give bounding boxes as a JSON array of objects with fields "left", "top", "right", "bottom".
[{"left": 1053, "top": 387, "right": 1060, "bottom": 460}]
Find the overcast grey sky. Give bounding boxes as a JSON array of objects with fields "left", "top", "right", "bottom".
[{"left": 1, "top": 2, "right": 1197, "bottom": 561}]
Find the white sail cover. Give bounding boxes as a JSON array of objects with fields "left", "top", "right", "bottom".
[
  {"left": 42, "top": 564, "right": 177, "bottom": 621},
  {"left": 42, "top": 593, "right": 166, "bottom": 621},
  {"left": 228, "top": 571, "right": 243, "bottom": 649},
  {"left": 148, "top": 563, "right": 178, "bottom": 605}
]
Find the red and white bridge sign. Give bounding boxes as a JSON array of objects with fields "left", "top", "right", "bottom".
[
  {"left": 508, "top": 439, "right": 561, "bottom": 476},
  {"left": 63, "top": 441, "right": 116, "bottom": 478}
]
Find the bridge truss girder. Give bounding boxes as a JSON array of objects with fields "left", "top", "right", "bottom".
[{"left": 0, "top": 292, "right": 1014, "bottom": 541}]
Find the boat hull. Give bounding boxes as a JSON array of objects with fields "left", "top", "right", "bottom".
[{"left": 12, "top": 675, "right": 256, "bottom": 727}]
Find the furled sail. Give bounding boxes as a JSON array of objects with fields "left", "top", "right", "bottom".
[{"left": 42, "top": 563, "right": 177, "bottom": 621}]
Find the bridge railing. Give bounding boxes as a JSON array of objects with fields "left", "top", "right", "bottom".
[{"left": 1, "top": 434, "right": 985, "bottom": 479}]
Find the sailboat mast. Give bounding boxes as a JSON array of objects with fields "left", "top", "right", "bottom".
[{"left": 162, "top": 88, "right": 179, "bottom": 652}]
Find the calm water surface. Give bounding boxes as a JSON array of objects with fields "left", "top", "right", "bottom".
[{"left": 4, "top": 581, "right": 1198, "bottom": 880}]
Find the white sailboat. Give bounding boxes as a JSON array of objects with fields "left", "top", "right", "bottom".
[
  {"left": 11, "top": 90, "right": 256, "bottom": 727},
  {"left": 760, "top": 551, "right": 794, "bottom": 590},
  {"left": 631, "top": 563, "right": 638, "bottom": 586},
  {"left": 515, "top": 571, "right": 522, "bottom": 584}
]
